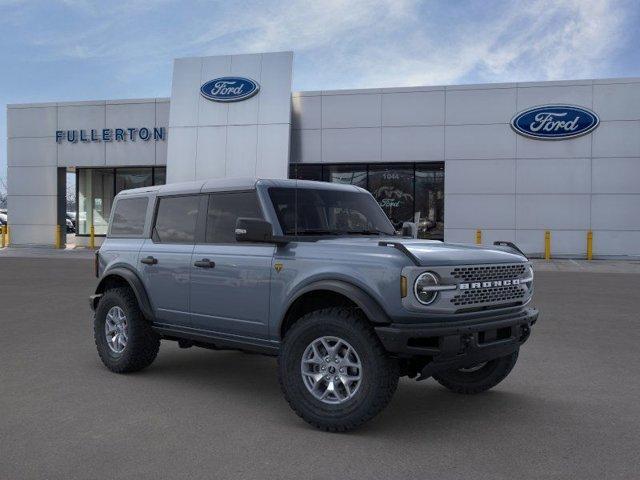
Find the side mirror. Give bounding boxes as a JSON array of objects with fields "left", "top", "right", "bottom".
[
  {"left": 235, "top": 217, "right": 274, "bottom": 243},
  {"left": 401, "top": 222, "right": 418, "bottom": 238}
]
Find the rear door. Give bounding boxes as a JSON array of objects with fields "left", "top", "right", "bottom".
[
  {"left": 139, "top": 194, "right": 202, "bottom": 327},
  {"left": 189, "top": 191, "right": 274, "bottom": 339}
]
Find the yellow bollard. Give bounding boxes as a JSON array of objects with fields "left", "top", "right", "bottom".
[
  {"left": 475, "top": 229, "right": 482, "bottom": 245},
  {"left": 55, "top": 224, "right": 62, "bottom": 249},
  {"left": 89, "top": 224, "right": 95, "bottom": 249},
  {"left": 544, "top": 230, "right": 551, "bottom": 260},
  {"left": 1, "top": 224, "right": 5, "bottom": 248},
  {"left": 587, "top": 230, "right": 593, "bottom": 260},
  {"left": 5, "top": 224, "right": 9, "bottom": 246}
]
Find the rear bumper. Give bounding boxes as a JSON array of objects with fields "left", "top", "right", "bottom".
[{"left": 375, "top": 307, "right": 538, "bottom": 378}]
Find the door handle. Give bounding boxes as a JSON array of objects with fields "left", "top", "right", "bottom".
[
  {"left": 194, "top": 259, "right": 215, "bottom": 268},
  {"left": 140, "top": 256, "right": 158, "bottom": 265}
]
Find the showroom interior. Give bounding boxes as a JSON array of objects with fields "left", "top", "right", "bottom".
[{"left": 6, "top": 51, "right": 640, "bottom": 257}]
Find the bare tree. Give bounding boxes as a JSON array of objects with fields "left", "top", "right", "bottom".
[
  {"left": 66, "top": 179, "right": 76, "bottom": 212},
  {"left": 0, "top": 176, "right": 7, "bottom": 209}
]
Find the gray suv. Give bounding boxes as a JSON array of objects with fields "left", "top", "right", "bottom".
[{"left": 90, "top": 178, "right": 538, "bottom": 431}]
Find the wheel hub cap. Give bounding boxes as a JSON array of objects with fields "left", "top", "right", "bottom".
[
  {"left": 300, "top": 336, "right": 362, "bottom": 405},
  {"left": 105, "top": 306, "right": 128, "bottom": 354}
]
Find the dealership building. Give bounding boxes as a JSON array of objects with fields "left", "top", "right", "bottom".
[{"left": 6, "top": 51, "right": 640, "bottom": 257}]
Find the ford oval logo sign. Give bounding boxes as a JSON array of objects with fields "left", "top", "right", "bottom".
[
  {"left": 511, "top": 105, "right": 599, "bottom": 140},
  {"left": 200, "top": 77, "right": 260, "bottom": 102}
]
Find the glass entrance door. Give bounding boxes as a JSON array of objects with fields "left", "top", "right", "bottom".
[{"left": 415, "top": 164, "right": 444, "bottom": 240}]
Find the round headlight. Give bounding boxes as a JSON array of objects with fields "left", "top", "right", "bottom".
[
  {"left": 414, "top": 272, "right": 439, "bottom": 305},
  {"left": 525, "top": 264, "right": 534, "bottom": 289}
]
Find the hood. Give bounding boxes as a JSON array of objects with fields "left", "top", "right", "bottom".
[
  {"left": 315, "top": 237, "right": 527, "bottom": 266},
  {"left": 393, "top": 239, "right": 526, "bottom": 266}
]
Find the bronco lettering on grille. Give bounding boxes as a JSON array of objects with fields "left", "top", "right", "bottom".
[{"left": 459, "top": 279, "right": 521, "bottom": 290}]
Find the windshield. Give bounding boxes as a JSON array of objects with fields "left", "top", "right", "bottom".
[{"left": 268, "top": 187, "right": 395, "bottom": 236}]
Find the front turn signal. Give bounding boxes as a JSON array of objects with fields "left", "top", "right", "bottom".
[{"left": 400, "top": 276, "right": 407, "bottom": 298}]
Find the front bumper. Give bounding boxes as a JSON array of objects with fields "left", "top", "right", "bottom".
[{"left": 375, "top": 307, "right": 538, "bottom": 379}]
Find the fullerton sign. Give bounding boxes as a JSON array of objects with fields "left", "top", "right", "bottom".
[
  {"left": 55, "top": 127, "right": 166, "bottom": 143},
  {"left": 511, "top": 105, "right": 599, "bottom": 140}
]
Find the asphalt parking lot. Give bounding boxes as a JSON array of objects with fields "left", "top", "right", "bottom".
[{"left": 1, "top": 256, "right": 639, "bottom": 479}]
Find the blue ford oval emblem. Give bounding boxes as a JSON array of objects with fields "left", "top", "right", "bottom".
[
  {"left": 511, "top": 105, "right": 599, "bottom": 140},
  {"left": 200, "top": 77, "right": 260, "bottom": 102}
]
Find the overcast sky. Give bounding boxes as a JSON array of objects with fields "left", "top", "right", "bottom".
[{"left": 1, "top": 0, "right": 639, "bottom": 184}]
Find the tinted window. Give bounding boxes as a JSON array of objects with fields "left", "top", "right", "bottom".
[
  {"left": 115, "top": 168, "right": 153, "bottom": 195},
  {"left": 109, "top": 197, "right": 148, "bottom": 236},
  {"left": 154, "top": 167, "right": 166, "bottom": 185},
  {"left": 268, "top": 187, "right": 394, "bottom": 236},
  {"left": 415, "top": 164, "right": 444, "bottom": 240},
  {"left": 323, "top": 164, "right": 367, "bottom": 188},
  {"left": 206, "top": 192, "right": 262, "bottom": 243},
  {"left": 368, "top": 164, "right": 414, "bottom": 228},
  {"left": 153, "top": 195, "right": 200, "bottom": 244},
  {"left": 289, "top": 164, "right": 322, "bottom": 181}
]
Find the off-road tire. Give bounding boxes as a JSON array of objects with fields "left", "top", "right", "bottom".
[
  {"left": 433, "top": 350, "right": 519, "bottom": 394},
  {"left": 278, "top": 307, "right": 399, "bottom": 432},
  {"left": 94, "top": 287, "right": 160, "bottom": 373}
]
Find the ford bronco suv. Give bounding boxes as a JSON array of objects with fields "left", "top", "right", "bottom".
[{"left": 90, "top": 178, "right": 538, "bottom": 431}]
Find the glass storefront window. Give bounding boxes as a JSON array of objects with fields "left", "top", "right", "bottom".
[
  {"left": 78, "top": 169, "right": 114, "bottom": 235},
  {"left": 77, "top": 167, "right": 166, "bottom": 236},
  {"left": 154, "top": 168, "right": 166, "bottom": 186},
  {"left": 415, "top": 164, "right": 444, "bottom": 239},
  {"left": 290, "top": 162, "right": 445, "bottom": 239},
  {"left": 322, "top": 164, "right": 367, "bottom": 188},
  {"left": 115, "top": 168, "right": 153, "bottom": 194},
  {"left": 368, "top": 164, "right": 414, "bottom": 229},
  {"left": 289, "top": 164, "right": 322, "bottom": 181}
]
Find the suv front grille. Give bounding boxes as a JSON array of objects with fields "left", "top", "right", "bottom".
[
  {"left": 451, "top": 285, "right": 525, "bottom": 307},
  {"left": 451, "top": 264, "right": 526, "bottom": 283}
]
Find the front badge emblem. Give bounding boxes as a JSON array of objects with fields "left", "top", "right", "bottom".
[{"left": 274, "top": 262, "right": 283, "bottom": 273}]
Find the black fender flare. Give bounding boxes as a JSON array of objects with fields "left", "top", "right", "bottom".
[
  {"left": 92, "top": 267, "right": 155, "bottom": 322},
  {"left": 281, "top": 279, "right": 391, "bottom": 333}
]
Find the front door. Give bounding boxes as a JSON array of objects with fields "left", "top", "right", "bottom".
[
  {"left": 189, "top": 191, "right": 274, "bottom": 339},
  {"left": 139, "top": 194, "right": 201, "bottom": 327}
]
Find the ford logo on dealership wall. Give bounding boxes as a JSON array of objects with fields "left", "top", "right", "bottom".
[
  {"left": 511, "top": 105, "right": 599, "bottom": 140},
  {"left": 200, "top": 77, "right": 260, "bottom": 102}
]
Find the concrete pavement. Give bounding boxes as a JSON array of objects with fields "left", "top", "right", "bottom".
[{"left": 0, "top": 256, "right": 638, "bottom": 479}]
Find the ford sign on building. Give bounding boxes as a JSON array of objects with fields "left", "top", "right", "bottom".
[
  {"left": 200, "top": 76, "right": 260, "bottom": 102},
  {"left": 511, "top": 105, "right": 600, "bottom": 139},
  {"left": 6, "top": 51, "right": 640, "bottom": 258}
]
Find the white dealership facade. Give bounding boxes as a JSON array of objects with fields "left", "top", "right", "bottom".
[{"left": 6, "top": 51, "right": 640, "bottom": 257}]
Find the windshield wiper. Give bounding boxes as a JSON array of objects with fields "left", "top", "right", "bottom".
[{"left": 346, "top": 229, "right": 391, "bottom": 236}]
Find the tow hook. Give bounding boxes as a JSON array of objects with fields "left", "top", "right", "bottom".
[
  {"left": 520, "top": 325, "right": 531, "bottom": 342},
  {"left": 462, "top": 333, "right": 473, "bottom": 352}
]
